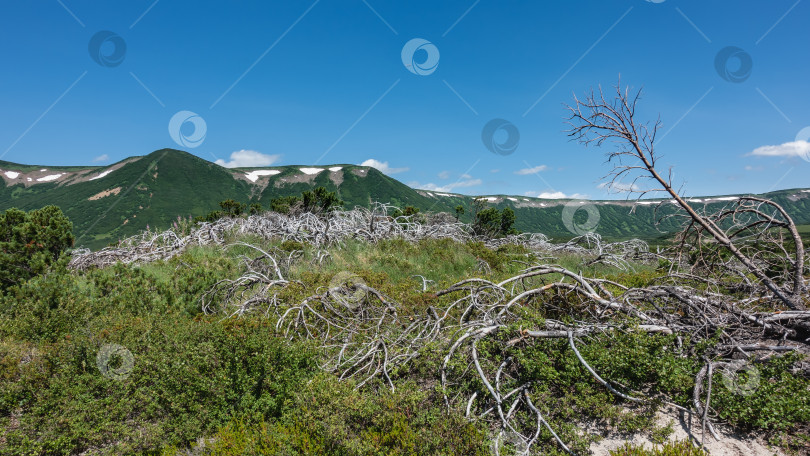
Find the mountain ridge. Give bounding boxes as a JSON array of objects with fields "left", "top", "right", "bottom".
[{"left": 2, "top": 149, "right": 809, "bottom": 249}]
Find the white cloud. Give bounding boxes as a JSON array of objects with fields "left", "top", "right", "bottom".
[
  {"left": 215, "top": 150, "right": 281, "bottom": 168},
  {"left": 438, "top": 170, "right": 450, "bottom": 179},
  {"left": 748, "top": 140, "right": 810, "bottom": 159},
  {"left": 744, "top": 165, "right": 764, "bottom": 171},
  {"left": 490, "top": 169, "right": 500, "bottom": 173},
  {"left": 412, "top": 178, "right": 483, "bottom": 193},
  {"left": 92, "top": 154, "right": 109, "bottom": 163},
  {"left": 360, "top": 159, "right": 409, "bottom": 175},
  {"left": 514, "top": 165, "right": 548, "bottom": 175},
  {"left": 524, "top": 191, "right": 587, "bottom": 199}
]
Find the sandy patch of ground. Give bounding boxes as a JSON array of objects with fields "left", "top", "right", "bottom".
[
  {"left": 589, "top": 406, "right": 783, "bottom": 456},
  {"left": 329, "top": 168, "right": 344, "bottom": 187},
  {"left": 88, "top": 187, "right": 122, "bottom": 201},
  {"left": 274, "top": 170, "right": 322, "bottom": 187}
]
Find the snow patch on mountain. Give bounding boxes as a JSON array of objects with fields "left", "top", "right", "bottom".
[
  {"left": 300, "top": 168, "right": 324, "bottom": 175},
  {"left": 89, "top": 170, "right": 113, "bottom": 181},
  {"left": 245, "top": 170, "right": 281, "bottom": 182}
]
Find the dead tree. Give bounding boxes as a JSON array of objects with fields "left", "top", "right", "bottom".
[{"left": 565, "top": 81, "right": 806, "bottom": 311}]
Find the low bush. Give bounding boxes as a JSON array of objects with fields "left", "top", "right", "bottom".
[
  {"left": 0, "top": 205, "right": 73, "bottom": 289},
  {"left": 176, "top": 375, "right": 489, "bottom": 456}
]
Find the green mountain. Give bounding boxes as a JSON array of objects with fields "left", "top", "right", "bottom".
[{"left": 2, "top": 149, "right": 809, "bottom": 249}]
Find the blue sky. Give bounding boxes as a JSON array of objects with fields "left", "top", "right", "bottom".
[{"left": 1, "top": 0, "right": 808, "bottom": 199}]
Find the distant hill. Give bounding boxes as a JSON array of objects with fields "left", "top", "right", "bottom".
[{"left": 2, "top": 149, "right": 809, "bottom": 249}]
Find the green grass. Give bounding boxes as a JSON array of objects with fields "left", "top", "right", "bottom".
[
  {"left": 0, "top": 235, "right": 807, "bottom": 455},
  {"left": 796, "top": 224, "right": 810, "bottom": 244}
]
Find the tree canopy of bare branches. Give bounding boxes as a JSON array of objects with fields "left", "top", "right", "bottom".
[{"left": 566, "top": 80, "right": 806, "bottom": 311}]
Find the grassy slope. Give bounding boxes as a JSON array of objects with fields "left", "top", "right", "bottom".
[
  {"left": 506, "top": 189, "right": 810, "bottom": 242},
  {"left": 253, "top": 165, "right": 440, "bottom": 211},
  {"left": 1, "top": 150, "right": 253, "bottom": 247}
]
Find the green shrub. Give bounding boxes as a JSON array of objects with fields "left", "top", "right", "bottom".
[
  {"left": 270, "top": 187, "right": 343, "bottom": 215},
  {"left": 454, "top": 205, "right": 465, "bottom": 220},
  {"left": 219, "top": 199, "right": 247, "bottom": 217},
  {"left": 710, "top": 352, "right": 810, "bottom": 431},
  {"left": 0, "top": 313, "right": 317, "bottom": 455},
  {"left": 610, "top": 439, "right": 706, "bottom": 455},
  {"left": 269, "top": 195, "right": 300, "bottom": 214},
  {"left": 302, "top": 187, "right": 343, "bottom": 214},
  {"left": 179, "top": 375, "right": 489, "bottom": 456},
  {"left": 249, "top": 203, "right": 263, "bottom": 215},
  {"left": 471, "top": 200, "right": 518, "bottom": 237},
  {"left": 0, "top": 205, "right": 73, "bottom": 289},
  {"left": 279, "top": 240, "right": 305, "bottom": 252}
]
